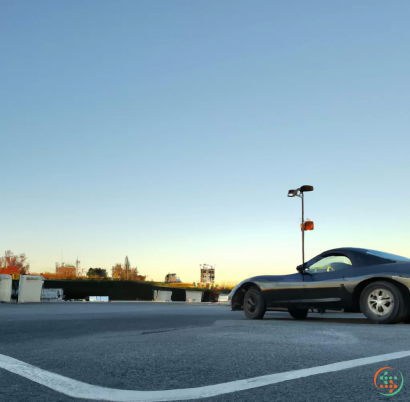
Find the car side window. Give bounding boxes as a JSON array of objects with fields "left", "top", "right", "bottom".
[{"left": 307, "top": 255, "right": 352, "bottom": 273}]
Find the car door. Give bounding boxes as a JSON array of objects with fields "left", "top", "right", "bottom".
[
  {"left": 302, "top": 255, "right": 353, "bottom": 309},
  {"left": 263, "top": 272, "right": 313, "bottom": 307}
]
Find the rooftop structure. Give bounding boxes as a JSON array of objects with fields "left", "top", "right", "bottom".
[{"left": 200, "top": 264, "right": 215, "bottom": 284}]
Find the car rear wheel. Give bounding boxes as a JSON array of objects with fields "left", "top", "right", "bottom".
[
  {"left": 288, "top": 307, "right": 308, "bottom": 320},
  {"left": 244, "top": 287, "right": 266, "bottom": 319},
  {"left": 360, "top": 281, "right": 404, "bottom": 324}
]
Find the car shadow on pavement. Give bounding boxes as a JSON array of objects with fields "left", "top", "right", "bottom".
[
  {"left": 263, "top": 317, "right": 372, "bottom": 324},
  {"left": 263, "top": 316, "right": 410, "bottom": 325}
]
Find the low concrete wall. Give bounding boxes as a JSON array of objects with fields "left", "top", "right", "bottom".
[
  {"left": 156, "top": 290, "right": 172, "bottom": 302},
  {"left": 89, "top": 296, "right": 109, "bottom": 302},
  {"left": 186, "top": 291, "right": 203, "bottom": 302},
  {"left": 41, "top": 288, "right": 64, "bottom": 301},
  {"left": 0, "top": 274, "right": 12, "bottom": 302},
  {"left": 18, "top": 275, "right": 44, "bottom": 303}
]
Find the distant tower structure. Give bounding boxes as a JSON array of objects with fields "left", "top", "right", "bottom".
[
  {"left": 200, "top": 264, "right": 215, "bottom": 285},
  {"left": 124, "top": 256, "right": 130, "bottom": 281},
  {"left": 75, "top": 256, "right": 81, "bottom": 277}
]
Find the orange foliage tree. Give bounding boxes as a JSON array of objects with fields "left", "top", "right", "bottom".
[
  {"left": 0, "top": 250, "right": 30, "bottom": 275},
  {"left": 111, "top": 263, "right": 145, "bottom": 281}
]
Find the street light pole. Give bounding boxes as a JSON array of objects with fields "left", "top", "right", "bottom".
[
  {"left": 288, "top": 185, "right": 314, "bottom": 270},
  {"left": 301, "top": 191, "right": 305, "bottom": 266}
]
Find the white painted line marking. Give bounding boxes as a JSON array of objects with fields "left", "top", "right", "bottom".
[{"left": 1, "top": 351, "right": 410, "bottom": 401}]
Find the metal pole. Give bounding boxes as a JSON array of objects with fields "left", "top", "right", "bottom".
[{"left": 301, "top": 192, "right": 305, "bottom": 267}]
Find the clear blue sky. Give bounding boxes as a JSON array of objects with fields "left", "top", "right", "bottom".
[{"left": 1, "top": 1, "right": 409, "bottom": 282}]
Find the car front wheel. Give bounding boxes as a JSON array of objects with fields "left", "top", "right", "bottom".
[
  {"left": 360, "top": 281, "right": 404, "bottom": 324},
  {"left": 244, "top": 287, "right": 266, "bottom": 319}
]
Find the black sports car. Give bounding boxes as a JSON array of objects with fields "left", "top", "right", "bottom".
[{"left": 228, "top": 248, "right": 410, "bottom": 324}]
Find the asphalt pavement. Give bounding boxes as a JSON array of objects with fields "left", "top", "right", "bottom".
[{"left": 0, "top": 302, "right": 409, "bottom": 402}]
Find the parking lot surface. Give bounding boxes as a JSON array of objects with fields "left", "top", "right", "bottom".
[{"left": 0, "top": 302, "right": 409, "bottom": 401}]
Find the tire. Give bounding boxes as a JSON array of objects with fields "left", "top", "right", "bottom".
[
  {"left": 397, "top": 295, "right": 410, "bottom": 323},
  {"left": 244, "top": 287, "right": 266, "bottom": 319},
  {"left": 288, "top": 307, "right": 308, "bottom": 320},
  {"left": 360, "top": 281, "right": 405, "bottom": 324}
]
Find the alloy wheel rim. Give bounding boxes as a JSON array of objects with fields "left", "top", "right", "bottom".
[
  {"left": 367, "top": 288, "right": 394, "bottom": 316},
  {"left": 247, "top": 294, "right": 257, "bottom": 313}
]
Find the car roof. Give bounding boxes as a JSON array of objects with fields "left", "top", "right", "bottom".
[
  {"left": 315, "top": 247, "right": 410, "bottom": 265},
  {"left": 321, "top": 247, "right": 369, "bottom": 254}
]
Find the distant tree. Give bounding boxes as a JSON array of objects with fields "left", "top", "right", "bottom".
[
  {"left": 87, "top": 268, "right": 107, "bottom": 278},
  {"left": 128, "top": 267, "right": 141, "bottom": 281},
  {"left": 0, "top": 250, "right": 30, "bottom": 275},
  {"left": 111, "top": 262, "right": 145, "bottom": 281},
  {"left": 111, "top": 263, "right": 123, "bottom": 279},
  {"left": 94, "top": 268, "right": 107, "bottom": 278}
]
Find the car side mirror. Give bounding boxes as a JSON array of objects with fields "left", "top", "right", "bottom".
[{"left": 296, "top": 265, "right": 305, "bottom": 274}]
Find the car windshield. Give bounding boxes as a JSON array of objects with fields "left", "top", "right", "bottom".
[{"left": 365, "top": 250, "right": 410, "bottom": 262}]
